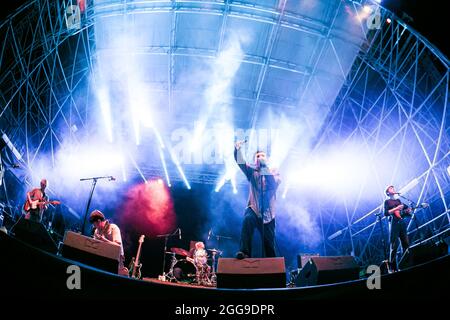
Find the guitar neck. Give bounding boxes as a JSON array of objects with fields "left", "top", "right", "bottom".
[{"left": 135, "top": 244, "right": 143, "bottom": 265}]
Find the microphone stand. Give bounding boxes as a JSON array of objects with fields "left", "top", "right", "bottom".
[
  {"left": 212, "top": 233, "right": 232, "bottom": 254},
  {"left": 80, "top": 176, "right": 114, "bottom": 236},
  {"left": 375, "top": 212, "right": 389, "bottom": 272},
  {"left": 259, "top": 162, "right": 269, "bottom": 258},
  {"left": 398, "top": 194, "right": 423, "bottom": 244}
]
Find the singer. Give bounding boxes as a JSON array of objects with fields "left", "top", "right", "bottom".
[
  {"left": 234, "top": 140, "right": 281, "bottom": 259},
  {"left": 384, "top": 185, "right": 411, "bottom": 272}
]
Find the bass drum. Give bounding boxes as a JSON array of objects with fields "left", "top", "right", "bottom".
[{"left": 173, "top": 259, "right": 196, "bottom": 282}]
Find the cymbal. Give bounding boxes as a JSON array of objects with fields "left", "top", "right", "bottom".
[
  {"left": 207, "top": 248, "right": 222, "bottom": 254},
  {"left": 170, "top": 247, "right": 189, "bottom": 257}
]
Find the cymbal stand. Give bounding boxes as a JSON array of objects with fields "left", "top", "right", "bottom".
[
  {"left": 209, "top": 250, "right": 222, "bottom": 284},
  {"left": 156, "top": 228, "right": 179, "bottom": 281},
  {"left": 165, "top": 252, "right": 178, "bottom": 282},
  {"left": 213, "top": 233, "right": 232, "bottom": 255}
]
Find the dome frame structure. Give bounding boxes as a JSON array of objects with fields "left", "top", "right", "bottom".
[{"left": 0, "top": 0, "right": 448, "bottom": 266}]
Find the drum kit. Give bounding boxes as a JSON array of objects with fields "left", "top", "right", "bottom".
[
  {"left": 157, "top": 228, "right": 230, "bottom": 286},
  {"left": 165, "top": 246, "right": 221, "bottom": 286}
]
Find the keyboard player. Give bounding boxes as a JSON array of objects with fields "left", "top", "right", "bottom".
[{"left": 89, "top": 210, "right": 125, "bottom": 272}]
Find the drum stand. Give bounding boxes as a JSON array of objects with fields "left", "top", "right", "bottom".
[
  {"left": 207, "top": 232, "right": 230, "bottom": 285},
  {"left": 164, "top": 252, "right": 178, "bottom": 282},
  {"left": 156, "top": 229, "right": 179, "bottom": 282},
  {"left": 195, "top": 261, "right": 212, "bottom": 286},
  {"left": 209, "top": 249, "right": 222, "bottom": 285}
]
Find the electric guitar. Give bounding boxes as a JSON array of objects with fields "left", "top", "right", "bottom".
[
  {"left": 23, "top": 199, "right": 61, "bottom": 212},
  {"left": 393, "top": 203, "right": 429, "bottom": 219},
  {"left": 129, "top": 235, "right": 145, "bottom": 279}
]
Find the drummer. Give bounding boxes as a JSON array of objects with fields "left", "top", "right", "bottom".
[{"left": 191, "top": 241, "right": 211, "bottom": 285}]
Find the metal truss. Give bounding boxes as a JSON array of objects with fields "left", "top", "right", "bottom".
[
  {"left": 1, "top": 1, "right": 449, "bottom": 266},
  {"left": 0, "top": 0, "right": 348, "bottom": 186},
  {"left": 314, "top": 7, "right": 450, "bottom": 266},
  {"left": 0, "top": 0, "right": 94, "bottom": 172}
]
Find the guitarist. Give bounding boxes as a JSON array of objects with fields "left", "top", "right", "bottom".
[
  {"left": 25, "top": 178, "right": 49, "bottom": 222},
  {"left": 384, "top": 185, "right": 411, "bottom": 272}
]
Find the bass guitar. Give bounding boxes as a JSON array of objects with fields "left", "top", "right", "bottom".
[{"left": 129, "top": 235, "right": 145, "bottom": 279}]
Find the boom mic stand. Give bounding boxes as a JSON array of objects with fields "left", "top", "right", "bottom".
[
  {"left": 375, "top": 212, "right": 390, "bottom": 273},
  {"left": 80, "top": 176, "right": 115, "bottom": 236},
  {"left": 212, "top": 233, "right": 232, "bottom": 254}
]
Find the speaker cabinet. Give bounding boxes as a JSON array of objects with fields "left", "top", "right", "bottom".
[
  {"left": 399, "top": 240, "right": 448, "bottom": 270},
  {"left": 217, "top": 257, "right": 286, "bottom": 289},
  {"left": 60, "top": 231, "right": 120, "bottom": 274},
  {"left": 61, "top": 245, "right": 118, "bottom": 274},
  {"left": 297, "top": 256, "right": 359, "bottom": 287},
  {"left": 10, "top": 218, "right": 58, "bottom": 254}
]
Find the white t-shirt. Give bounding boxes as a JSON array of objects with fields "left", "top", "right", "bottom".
[{"left": 94, "top": 222, "right": 124, "bottom": 256}]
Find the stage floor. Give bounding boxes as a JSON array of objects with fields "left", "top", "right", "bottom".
[{"left": 1, "top": 230, "right": 448, "bottom": 300}]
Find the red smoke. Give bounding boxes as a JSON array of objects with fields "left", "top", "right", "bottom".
[
  {"left": 118, "top": 180, "right": 176, "bottom": 237},
  {"left": 77, "top": 0, "right": 86, "bottom": 13}
]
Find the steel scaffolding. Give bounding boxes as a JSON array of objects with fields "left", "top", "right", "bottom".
[
  {"left": 315, "top": 8, "right": 450, "bottom": 265},
  {"left": 0, "top": 1, "right": 448, "bottom": 265}
]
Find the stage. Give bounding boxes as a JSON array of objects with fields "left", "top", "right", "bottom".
[
  {"left": 1, "top": 1, "right": 450, "bottom": 310},
  {"left": 0, "top": 230, "right": 448, "bottom": 301}
]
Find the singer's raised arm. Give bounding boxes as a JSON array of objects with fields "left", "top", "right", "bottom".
[{"left": 234, "top": 145, "right": 253, "bottom": 181}]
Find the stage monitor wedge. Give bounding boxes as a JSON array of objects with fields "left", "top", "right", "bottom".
[
  {"left": 217, "top": 257, "right": 286, "bottom": 289},
  {"left": 297, "top": 256, "right": 359, "bottom": 287},
  {"left": 10, "top": 218, "right": 58, "bottom": 254}
]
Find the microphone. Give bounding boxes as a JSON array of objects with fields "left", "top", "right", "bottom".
[
  {"left": 109, "top": 176, "right": 116, "bottom": 181},
  {"left": 12, "top": 164, "right": 20, "bottom": 168},
  {"left": 178, "top": 228, "right": 181, "bottom": 240},
  {"left": 393, "top": 192, "right": 401, "bottom": 194}
]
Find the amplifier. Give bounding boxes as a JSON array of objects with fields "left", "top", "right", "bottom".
[{"left": 61, "top": 231, "right": 120, "bottom": 273}]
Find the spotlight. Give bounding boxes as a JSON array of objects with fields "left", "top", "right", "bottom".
[
  {"left": 97, "top": 87, "right": 113, "bottom": 143},
  {"left": 363, "top": 5, "right": 372, "bottom": 14},
  {"left": 157, "top": 178, "right": 163, "bottom": 185},
  {"left": 215, "top": 176, "right": 226, "bottom": 193},
  {"left": 159, "top": 147, "right": 171, "bottom": 188},
  {"left": 386, "top": 18, "right": 392, "bottom": 24},
  {"left": 231, "top": 176, "right": 238, "bottom": 194},
  {"left": 168, "top": 148, "right": 191, "bottom": 190}
]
